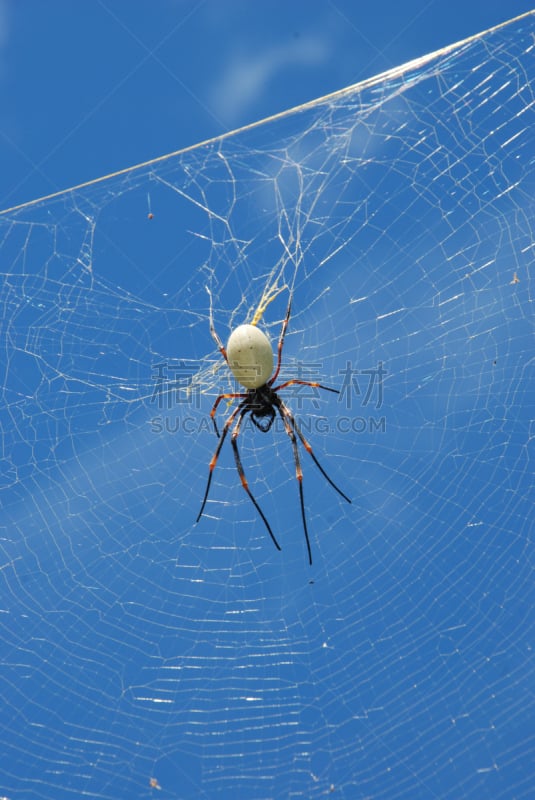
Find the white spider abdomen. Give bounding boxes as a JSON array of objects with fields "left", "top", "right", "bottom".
[{"left": 227, "top": 324, "right": 273, "bottom": 389}]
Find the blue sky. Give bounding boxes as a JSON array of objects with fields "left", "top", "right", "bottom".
[
  {"left": 1, "top": 0, "right": 533, "bottom": 211},
  {"left": 1, "top": 5, "right": 533, "bottom": 800}
]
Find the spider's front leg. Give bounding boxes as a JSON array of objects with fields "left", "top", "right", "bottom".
[
  {"left": 197, "top": 400, "right": 245, "bottom": 524},
  {"left": 274, "top": 399, "right": 312, "bottom": 564},
  {"left": 268, "top": 291, "right": 292, "bottom": 386},
  {"left": 209, "top": 392, "right": 246, "bottom": 437},
  {"left": 272, "top": 378, "right": 339, "bottom": 395},
  {"left": 230, "top": 407, "right": 282, "bottom": 552},
  {"left": 280, "top": 399, "right": 351, "bottom": 505},
  {"left": 206, "top": 286, "right": 228, "bottom": 364}
]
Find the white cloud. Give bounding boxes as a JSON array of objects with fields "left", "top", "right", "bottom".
[{"left": 208, "top": 35, "right": 330, "bottom": 126}]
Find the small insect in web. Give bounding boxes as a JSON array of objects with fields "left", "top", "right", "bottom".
[{"left": 196, "top": 287, "right": 351, "bottom": 564}]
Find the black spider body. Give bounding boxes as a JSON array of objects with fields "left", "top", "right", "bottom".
[{"left": 249, "top": 385, "right": 278, "bottom": 432}]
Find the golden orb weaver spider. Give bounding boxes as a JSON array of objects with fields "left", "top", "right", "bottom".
[{"left": 196, "top": 291, "right": 351, "bottom": 564}]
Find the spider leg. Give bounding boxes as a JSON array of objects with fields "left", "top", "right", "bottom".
[
  {"left": 268, "top": 292, "right": 292, "bottom": 386},
  {"left": 197, "top": 400, "right": 246, "bottom": 523},
  {"left": 279, "top": 399, "right": 352, "bottom": 505},
  {"left": 207, "top": 287, "right": 229, "bottom": 364},
  {"left": 274, "top": 400, "right": 312, "bottom": 564},
  {"left": 272, "top": 378, "right": 339, "bottom": 395},
  {"left": 231, "top": 408, "right": 282, "bottom": 552},
  {"left": 209, "top": 392, "right": 247, "bottom": 437}
]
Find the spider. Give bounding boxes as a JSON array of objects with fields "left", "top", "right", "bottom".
[{"left": 196, "top": 292, "right": 351, "bottom": 564}]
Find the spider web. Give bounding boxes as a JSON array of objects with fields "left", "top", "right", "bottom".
[{"left": 0, "top": 12, "right": 534, "bottom": 800}]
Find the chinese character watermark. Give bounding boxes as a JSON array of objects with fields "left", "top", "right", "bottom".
[
  {"left": 150, "top": 361, "right": 200, "bottom": 410},
  {"left": 338, "top": 360, "right": 386, "bottom": 409},
  {"left": 149, "top": 359, "right": 387, "bottom": 435}
]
